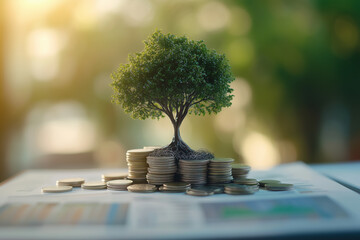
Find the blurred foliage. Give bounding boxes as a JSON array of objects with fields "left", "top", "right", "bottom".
[{"left": 2, "top": 0, "right": 360, "bottom": 179}]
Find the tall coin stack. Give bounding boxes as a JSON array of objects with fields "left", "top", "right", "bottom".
[
  {"left": 126, "top": 149, "right": 154, "bottom": 183},
  {"left": 232, "top": 164, "right": 251, "bottom": 181},
  {"left": 179, "top": 159, "right": 209, "bottom": 185},
  {"left": 208, "top": 158, "right": 234, "bottom": 184},
  {"left": 146, "top": 156, "right": 177, "bottom": 185}
]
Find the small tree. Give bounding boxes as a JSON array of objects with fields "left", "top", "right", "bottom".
[{"left": 111, "top": 30, "right": 234, "bottom": 159}]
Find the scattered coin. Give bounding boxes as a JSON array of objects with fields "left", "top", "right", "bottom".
[
  {"left": 259, "top": 179, "right": 281, "bottom": 187},
  {"left": 233, "top": 178, "right": 258, "bottom": 185},
  {"left": 191, "top": 185, "right": 224, "bottom": 194},
  {"left": 81, "top": 181, "right": 107, "bottom": 190},
  {"left": 186, "top": 188, "right": 214, "bottom": 197},
  {"left": 224, "top": 184, "right": 258, "bottom": 195},
  {"left": 160, "top": 182, "right": 190, "bottom": 192},
  {"left": 56, "top": 178, "right": 85, "bottom": 187},
  {"left": 127, "top": 184, "right": 157, "bottom": 193},
  {"left": 107, "top": 179, "right": 133, "bottom": 191},
  {"left": 102, "top": 172, "right": 128, "bottom": 182},
  {"left": 42, "top": 186, "right": 73, "bottom": 193},
  {"left": 265, "top": 183, "right": 293, "bottom": 191}
]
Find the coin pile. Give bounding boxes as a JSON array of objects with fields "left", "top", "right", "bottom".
[
  {"left": 56, "top": 178, "right": 85, "bottom": 187},
  {"left": 127, "top": 184, "right": 157, "bottom": 193},
  {"left": 224, "top": 183, "right": 259, "bottom": 195},
  {"left": 179, "top": 159, "right": 209, "bottom": 185},
  {"left": 81, "top": 181, "right": 107, "bottom": 190},
  {"left": 126, "top": 149, "right": 154, "bottom": 183},
  {"left": 107, "top": 179, "right": 133, "bottom": 191},
  {"left": 232, "top": 164, "right": 251, "bottom": 180},
  {"left": 208, "top": 158, "right": 234, "bottom": 184},
  {"left": 159, "top": 182, "right": 190, "bottom": 193},
  {"left": 146, "top": 156, "right": 177, "bottom": 185},
  {"left": 102, "top": 172, "right": 128, "bottom": 182}
]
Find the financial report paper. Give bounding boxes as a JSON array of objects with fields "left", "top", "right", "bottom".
[{"left": 0, "top": 162, "right": 360, "bottom": 239}]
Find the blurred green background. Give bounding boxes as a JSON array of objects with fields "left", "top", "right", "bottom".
[{"left": 1, "top": 0, "right": 360, "bottom": 181}]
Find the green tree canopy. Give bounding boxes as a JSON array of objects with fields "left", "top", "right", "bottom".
[{"left": 111, "top": 30, "right": 234, "bottom": 155}]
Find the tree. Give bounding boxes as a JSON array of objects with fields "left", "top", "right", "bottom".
[{"left": 111, "top": 30, "right": 234, "bottom": 159}]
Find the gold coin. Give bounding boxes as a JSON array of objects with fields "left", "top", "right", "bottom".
[
  {"left": 127, "top": 184, "right": 157, "bottom": 193},
  {"left": 259, "top": 179, "right": 280, "bottom": 187},
  {"left": 42, "top": 186, "right": 73, "bottom": 193},
  {"left": 107, "top": 179, "right": 133, "bottom": 186},
  {"left": 56, "top": 178, "right": 85, "bottom": 187},
  {"left": 210, "top": 158, "right": 234, "bottom": 163},
  {"left": 265, "top": 183, "right": 293, "bottom": 191}
]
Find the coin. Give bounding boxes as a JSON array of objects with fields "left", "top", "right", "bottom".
[
  {"left": 42, "top": 186, "right": 73, "bottom": 193},
  {"left": 265, "top": 183, "right": 293, "bottom": 191},
  {"left": 143, "top": 146, "right": 162, "bottom": 150},
  {"left": 159, "top": 186, "right": 186, "bottom": 193},
  {"left": 56, "top": 178, "right": 85, "bottom": 187},
  {"left": 126, "top": 149, "right": 153, "bottom": 182},
  {"left": 107, "top": 179, "right": 133, "bottom": 191},
  {"left": 224, "top": 184, "right": 257, "bottom": 195},
  {"left": 210, "top": 158, "right": 234, "bottom": 163},
  {"left": 81, "top": 181, "right": 107, "bottom": 190},
  {"left": 191, "top": 186, "right": 224, "bottom": 194},
  {"left": 233, "top": 178, "right": 258, "bottom": 185},
  {"left": 127, "top": 184, "right": 157, "bottom": 193},
  {"left": 102, "top": 172, "right": 128, "bottom": 182},
  {"left": 258, "top": 179, "right": 281, "bottom": 187},
  {"left": 186, "top": 188, "right": 214, "bottom": 197}
]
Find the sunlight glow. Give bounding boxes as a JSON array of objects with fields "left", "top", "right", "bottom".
[{"left": 241, "top": 132, "right": 280, "bottom": 170}]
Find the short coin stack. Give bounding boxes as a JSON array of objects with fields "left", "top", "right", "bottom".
[
  {"left": 179, "top": 159, "right": 209, "bottom": 185},
  {"left": 232, "top": 164, "right": 251, "bottom": 180},
  {"left": 127, "top": 184, "right": 157, "bottom": 193},
  {"left": 56, "top": 178, "right": 85, "bottom": 187},
  {"left": 159, "top": 182, "right": 190, "bottom": 193},
  {"left": 126, "top": 149, "right": 154, "bottom": 183},
  {"left": 107, "top": 179, "right": 133, "bottom": 191},
  {"left": 102, "top": 173, "right": 128, "bottom": 182},
  {"left": 224, "top": 183, "right": 259, "bottom": 195},
  {"left": 146, "top": 156, "right": 177, "bottom": 185},
  {"left": 81, "top": 181, "right": 107, "bottom": 190},
  {"left": 208, "top": 158, "right": 234, "bottom": 184}
]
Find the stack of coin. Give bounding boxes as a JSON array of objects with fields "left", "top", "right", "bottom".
[
  {"left": 146, "top": 156, "right": 177, "bottom": 185},
  {"left": 233, "top": 178, "right": 258, "bottom": 186},
  {"left": 56, "top": 178, "right": 85, "bottom": 187},
  {"left": 126, "top": 149, "right": 154, "bottom": 183},
  {"left": 102, "top": 172, "right": 128, "bottom": 182},
  {"left": 81, "top": 181, "right": 107, "bottom": 190},
  {"left": 224, "top": 183, "right": 259, "bottom": 195},
  {"left": 127, "top": 184, "right": 157, "bottom": 193},
  {"left": 265, "top": 183, "right": 293, "bottom": 191},
  {"left": 159, "top": 182, "right": 190, "bottom": 193},
  {"left": 232, "top": 164, "right": 251, "bottom": 180},
  {"left": 107, "top": 179, "right": 133, "bottom": 191},
  {"left": 208, "top": 158, "right": 234, "bottom": 184},
  {"left": 258, "top": 179, "right": 280, "bottom": 187},
  {"left": 179, "top": 159, "right": 209, "bottom": 185}
]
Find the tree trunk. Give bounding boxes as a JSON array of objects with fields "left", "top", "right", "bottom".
[{"left": 166, "top": 120, "right": 193, "bottom": 154}]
